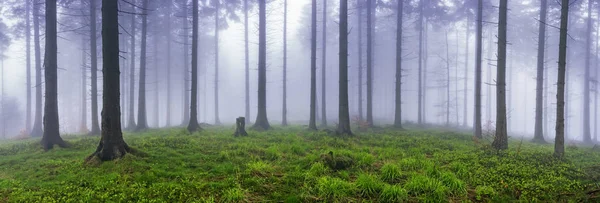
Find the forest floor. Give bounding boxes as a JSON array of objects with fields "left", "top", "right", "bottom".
[{"left": 0, "top": 126, "right": 599, "bottom": 202}]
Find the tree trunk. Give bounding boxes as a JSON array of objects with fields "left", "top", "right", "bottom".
[
  {"left": 88, "top": 0, "right": 130, "bottom": 161},
  {"left": 321, "top": 0, "right": 327, "bottom": 127},
  {"left": 214, "top": 0, "right": 221, "bottom": 125},
  {"left": 253, "top": 0, "right": 270, "bottom": 130},
  {"left": 582, "top": 0, "right": 592, "bottom": 142},
  {"left": 234, "top": 117, "right": 248, "bottom": 136},
  {"left": 595, "top": 5, "right": 599, "bottom": 142},
  {"left": 244, "top": 0, "right": 250, "bottom": 123},
  {"left": 337, "top": 0, "right": 352, "bottom": 135},
  {"left": 153, "top": 17, "right": 160, "bottom": 128},
  {"left": 30, "top": 0, "right": 43, "bottom": 138},
  {"left": 41, "top": 0, "right": 67, "bottom": 150},
  {"left": 393, "top": 0, "right": 403, "bottom": 128},
  {"left": 486, "top": 31, "right": 492, "bottom": 124},
  {"left": 463, "top": 15, "right": 469, "bottom": 127},
  {"left": 166, "top": 0, "right": 172, "bottom": 127},
  {"left": 309, "top": 0, "right": 318, "bottom": 131},
  {"left": 366, "top": 0, "right": 373, "bottom": 126},
  {"left": 554, "top": 0, "right": 569, "bottom": 157},
  {"left": 136, "top": 0, "right": 149, "bottom": 131},
  {"left": 89, "top": 0, "right": 100, "bottom": 135},
  {"left": 127, "top": 3, "right": 137, "bottom": 130},
  {"left": 533, "top": 0, "right": 547, "bottom": 143},
  {"left": 187, "top": 0, "right": 201, "bottom": 133},
  {"left": 492, "top": 0, "right": 508, "bottom": 150},
  {"left": 417, "top": 0, "right": 423, "bottom": 125},
  {"left": 282, "top": 0, "right": 288, "bottom": 126},
  {"left": 357, "top": 0, "right": 363, "bottom": 120},
  {"left": 474, "top": 0, "right": 483, "bottom": 139},
  {"left": 181, "top": 0, "right": 190, "bottom": 126},
  {"left": 25, "top": 0, "right": 31, "bottom": 133},
  {"left": 445, "top": 31, "right": 450, "bottom": 126},
  {"left": 81, "top": 30, "right": 88, "bottom": 133}
]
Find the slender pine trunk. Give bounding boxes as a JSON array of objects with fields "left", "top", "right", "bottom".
[
  {"left": 582, "top": 0, "right": 592, "bottom": 142},
  {"left": 533, "top": 0, "right": 547, "bottom": 143},
  {"left": 89, "top": 0, "right": 100, "bottom": 135},
  {"left": 366, "top": 0, "right": 373, "bottom": 126},
  {"left": 309, "top": 0, "right": 318, "bottom": 130},
  {"left": 253, "top": 0, "right": 270, "bottom": 130},
  {"left": 393, "top": 0, "right": 403, "bottom": 128},
  {"left": 337, "top": 0, "right": 352, "bottom": 135},
  {"left": 321, "top": 0, "right": 327, "bottom": 127},
  {"left": 474, "top": 0, "right": 483, "bottom": 138},
  {"left": 555, "top": 0, "right": 569, "bottom": 157},
  {"left": 282, "top": 0, "right": 288, "bottom": 126},
  {"left": 492, "top": 0, "right": 508, "bottom": 150},
  {"left": 166, "top": 0, "right": 172, "bottom": 127},
  {"left": 136, "top": 0, "right": 149, "bottom": 131},
  {"left": 214, "top": 0, "right": 221, "bottom": 125},
  {"left": 357, "top": 0, "right": 363, "bottom": 120},
  {"left": 187, "top": 0, "right": 201, "bottom": 132},
  {"left": 181, "top": 0, "right": 190, "bottom": 126},
  {"left": 127, "top": 3, "right": 137, "bottom": 129},
  {"left": 25, "top": 0, "right": 31, "bottom": 133}
]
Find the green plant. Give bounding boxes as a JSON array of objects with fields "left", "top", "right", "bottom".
[
  {"left": 404, "top": 174, "right": 448, "bottom": 201},
  {"left": 475, "top": 185, "right": 496, "bottom": 201},
  {"left": 355, "top": 173, "right": 383, "bottom": 197},
  {"left": 222, "top": 187, "right": 245, "bottom": 202},
  {"left": 379, "top": 184, "right": 408, "bottom": 203},
  {"left": 380, "top": 163, "right": 402, "bottom": 183},
  {"left": 315, "top": 176, "right": 355, "bottom": 201}
]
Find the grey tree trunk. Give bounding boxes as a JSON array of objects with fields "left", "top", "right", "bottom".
[
  {"left": 445, "top": 31, "right": 450, "bottom": 126},
  {"left": 30, "top": 0, "right": 43, "bottom": 138},
  {"left": 582, "top": 0, "right": 592, "bottom": 142},
  {"left": 393, "top": 0, "right": 403, "bottom": 128},
  {"left": 88, "top": 0, "right": 130, "bottom": 161},
  {"left": 25, "top": 0, "right": 31, "bottom": 133},
  {"left": 366, "top": 0, "right": 373, "bottom": 126},
  {"left": 309, "top": 0, "right": 318, "bottom": 130},
  {"left": 127, "top": 3, "right": 137, "bottom": 129},
  {"left": 486, "top": 31, "right": 492, "bottom": 124},
  {"left": 136, "top": 0, "right": 149, "bottom": 131},
  {"left": 187, "top": 0, "right": 201, "bottom": 133},
  {"left": 321, "top": 0, "right": 327, "bottom": 127},
  {"left": 153, "top": 17, "right": 160, "bottom": 128},
  {"left": 357, "top": 0, "right": 363, "bottom": 120},
  {"left": 41, "top": 0, "right": 67, "bottom": 150},
  {"left": 337, "top": 0, "right": 352, "bottom": 135},
  {"left": 595, "top": 5, "right": 599, "bottom": 142},
  {"left": 554, "top": 0, "right": 569, "bottom": 157},
  {"left": 474, "top": 0, "right": 483, "bottom": 139},
  {"left": 80, "top": 31, "right": 88, "bottom": 133},
  {"left": 417, "top": 0, "right": 423, "bottom": 125},
  {"left": 214, "top": 0, "right": 221, "bottom": 125},
  {"left": 244, "top": 0, "right": 250, "bottom": 123},
  {"left": 533, "top": 0, "right": 547, "bottom": 143},
  {"left": 253, "top": 0, "right": 270, "bottom": 130},
  {"left": 282, "top": 0, "right": 288, "bottom": 126},
  {"left": 463, "top": 15, "right": 469, "bottom": 127},
  {"left": 181, "top": 0, "right": 190, "bottom": 126},
  {"left": 492, "top": 0, "right": 508, "bottom": 150},
  {"left": 90, "top": 0, "right": 100, "bottom": 135},
  {"left": 166, "top": 0, "right": 172, "bottom": 127}
]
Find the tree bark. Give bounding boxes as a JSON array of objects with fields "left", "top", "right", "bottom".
[
  {"left": 582, "top": 0, "right": 592, "bottom": 142},
  {"left": 473, "top": 0, "right": 483, "bottom": 139},
  {"left": 89, "top": 0, "right": 100, "bottom": 135},
  {"left": 166, "top": 0, "right": 172, "bottom": 127},
  {"left": 366, "top": 0, "right": 373, "bottom": 126},
  {"left": 41, "top": 0, "right": 67, "bottom": 150},
  {"left": 153, "top": 15, "right": 160, "bottom": 128},
  {"left": 253, "top": 0, "right": 270, "bottom": 130},
  {"left": 533, "top": 0, "right": 547, "bottom": 143},
  {"left": 309, "top": 0, "right": 318, "bottom": 131},
  {"left": 214, "top": 0, "right": 221, "bottom": 125},
  {"left": 80, "top": 29, "right": 88, "bottom": 133},
  {"left": 88, "top": 0, "right": 130, "bottom": 161},
  {"left": 127, "top": 3, "right": 137, "bottom": 130},
  {"left": 321, "top": 0, "right": 327, "bottom": 127},
  {"left": 136, "top": 0, "right": 149, "bottom": 131},
  {"left": 463, "top": 15, "right": 469, "bottom": 127},
  {"left": 595, "top": 4, "right": 599, "bottom": 142},
  {"left": 25, "top": 0, "right": 31, "bottom": 133},
  {"left": 357, "top": 0, "right": 363, "bottom": 120},
  {"left": 30, "top": 0, "right": 43, "bottom": 138},
  {"left": 445, "top": 30, "right": 450, "bottom": 126},
  {"left": 337, "top": 0, "right": 352, "bottom": 135},
  {"left": 492, "top": 0, "right": 508, "bottom": 150},
  {"left": 554, "top": 0, "right": 569, "bottom": 157},
  {"left": 282, "top": 0, "right": 288, "bottom": 126},
  {"left": 181, "top": 0, "right": 190, "bottom": 126},
  {"left": 417, "top": 0, "right": 423, "bottom": 125},
  {"left": 244, "top": 0, "right": 250, "bottom": 123},
  {"left": 486, "top": 31, "right": 492, "bottom": 124},
  {"left": 393, "top": 0, "right": 403, "bottom": 128},
  {"left": 187, "top": 0, "right": 201, "bottom": 133}
]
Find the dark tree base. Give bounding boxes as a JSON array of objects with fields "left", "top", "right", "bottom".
[
  {"left": 531, "top": 137, "right": 547, "bottom": 144},
  {"left": 40, "top": 135, "right": 68, "bottom": 151},
  {"left": 234, "top": 117, "right": 248, "bottom": 137},
  {"left": 187, "top": 122, "right": 202, "bottom": 133},
  {"left": 86, "top": 141, "right": 130, "bottom": 162}
]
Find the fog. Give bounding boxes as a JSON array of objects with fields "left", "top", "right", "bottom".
[{"left": 0, "top": 0, "right": 597, "bottom": 142}]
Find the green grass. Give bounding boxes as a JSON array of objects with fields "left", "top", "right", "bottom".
[{"left": 0, "top": 126, "right": 599, "bottom": 202}]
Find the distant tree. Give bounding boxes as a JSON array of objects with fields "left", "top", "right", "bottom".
[
  {"left": 357, "top": 0, "right": 363, "bottom": 120},
  {"left": 492, "top": 0, "right": 508, "bottom": 150},
  {"left": 244, "top": 0, "right": 250, "bottom": 123},
  {"left": 366, "top": 0, "right": 373, "bottom": 127},
  {"left": 80, "top": 0, "right": 88, "bottom": 133},
  {"left": 533, "top": 0, "right": 548, "bottom": 143},
  {"left": 165, "top": 0, "right": 173, "bottom": 127},
  {"left": 555, "top": 0, "right": 570, "bottom": 158},
  {"left": 253, "top": 0, "right": 270, "bottom": 130},
  {"left": 181, "top": 0, "right": 190, "bottom": 126},
  {"left": 309, "top": 0, "right": 318, "bottom": 130},
  {"left": 473, "top": 0, "right": 483, "bottom": 139},
  {"left": 214, "top": 0, "right": 221, "bottom": 125},
  {"left": 187, "top": 0, "right": 201, "bottom": 133},
  {"left": 393, "top": 0, "right": 403, "bottom": 129},
  {"left": 416, "top": 0, "right": 423, "bottom": 125},
  {"left": 87, "top": 0, "right": 130, "bottom": 161},
  {"left": 30, "top": 0, "right": 43, "bottom": 138},
  {"left": 126, "top": 2, "right": 137, "bottom": 130},
  {"left": 25, "top": 0, "right": 32, "bottom": 133},
  {"left": 282, "top": 0, "right": 288, "bottom": 126},
  {"left": 89, "top": 0, "right": 100, "bottom": 135},
  {"left": 136, "top": 0, "right": 149, "bottom": 131},
  {"left": 337, "top": 0, "right": 352, "bottom": 135},
  {"left": 41, "top": 0, "right": 67, "bottom": 150},
  {"left": 582, "top": 0, "right": 592, "bottom": 142},
  {"left": 321, "top": 0, "right": 328, "bottom": 127}
]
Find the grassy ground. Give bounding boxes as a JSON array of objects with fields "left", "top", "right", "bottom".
[{"left": 0, "top": 126, "right": 599, "bottom": 202}]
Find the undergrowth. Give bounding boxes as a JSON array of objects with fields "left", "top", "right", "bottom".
[{"left": 0, "top": 126, "right": 598, "bottom": 202}]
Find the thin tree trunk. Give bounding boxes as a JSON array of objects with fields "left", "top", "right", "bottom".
[
  {"left": 492, "top": 0, "right": 508, "bottom": 150},
  {"left": 253, "top": 0, "right": 270, "bottom": 130},
  {"left": 81, "top": 31, "right": 88, "bottom": 133},
  {"left": 41, "top": 0, "right": 67, "bottom": 150},
  {"left": 555, "top": 0, "right": 569, "bottom": 157},
  {"left": 153, "top": 18, "right": 160, "bottom": 128},
  {"left": 88, "top": 0, "right": 130, "bottom": 161},
  {"left": 486, "top": 31, "right": 492, "bottom": 124},
  {"left": 31, "top": 0, "right": 43, "bottom": 138},
  {"left": 321, "top": 0, "right": 327, "bottom": 127},
  {"left": 474, "top": 0, "right": 483, "bottom": 139},
  {"left": 282, "top": 0, "right": 288, "bottom": 126},
  {"left": 338, "top": 0, "right": 352, "bottom": 135},
  {"left": 89, "top": 0, "right": 100, "bottom": 135},
  {"left": 357, "top": 0, "right": 363, "bottom": 120},
  {"left": 445, "top": 30, "right": 450, "bottom": 126},
  {"left": 366, "top": 0, "right": 373, "bottom": 126},
  {"left": 214, "top": 0, "right": 221, "bottom": 125},
  {"left": 25, "top": 0, "right": 31, "bottom": 133},
  {"left": 127, "top": 3, "right": 137, "bottom": 129},
  {"left": 136, "top": 0, "right": 149, "bottom": 131},
  {"left": 533, "top": 0, "right": 547, "bottom": 143},
  {"left": 182, "top": 0, "right": 190, "bottom": 126},
  {"left": 595, "top": 5, "right": 599, "bottom": 142},
  {"left": 166, "top": 0, "right": 172, "bottom": 127},
  {"left": 309, "top": 0, "right": 318, "bottom": 130},
  {"left": 393, "top": 0, "right": 403, "bottom": 128},
  {"left": 583, "top": 0, "right": 592, "bottom": 142},
  {"left": 463, "top": 15, "right": 469, "bottom": 127},
  {"left": 187, "top": 0, "right": 201, "bottom": 132},
  {"left": 423, "top": 19, "right": 428, "bottom": 123},
  {"left": 417, "top": 0, "right": 423, "bottom": 125},
  {"left": 244, "top": 0, "right": 250, "bottom": 123}
]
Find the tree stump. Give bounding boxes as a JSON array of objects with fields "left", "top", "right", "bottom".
[{"left": 234, "top": 117, "right": 248, "bottom": 137}]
